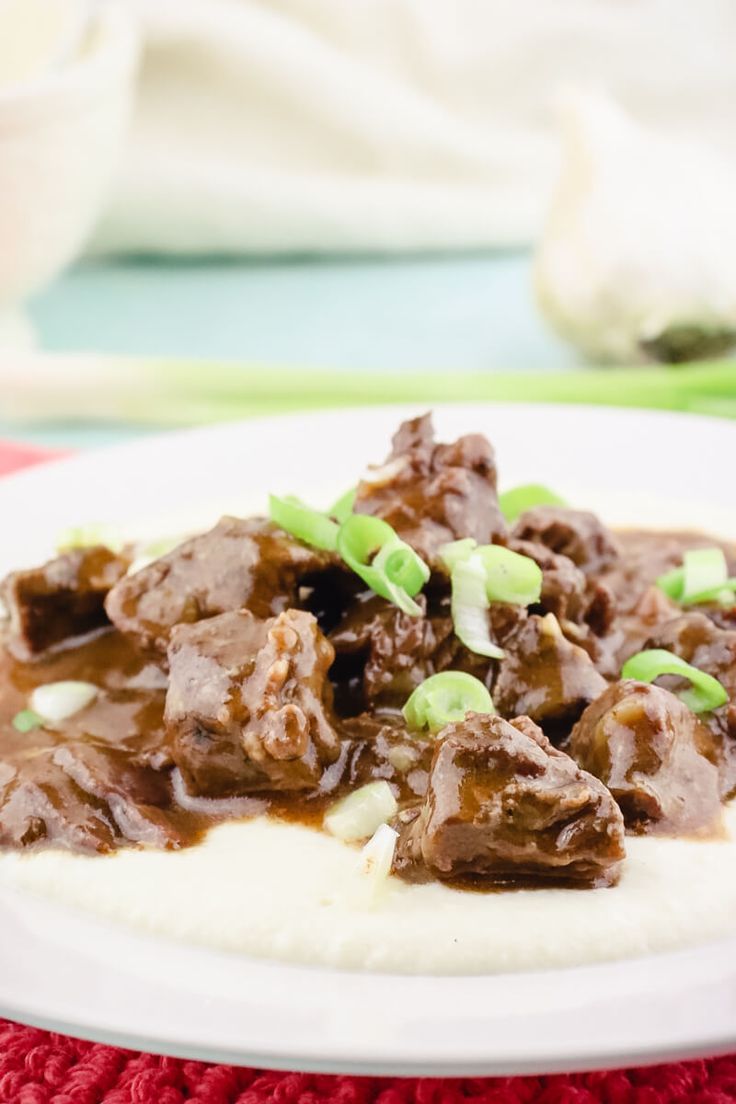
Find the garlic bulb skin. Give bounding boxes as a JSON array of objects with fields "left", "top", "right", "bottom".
[{"left": 534, "top": 91, "right": 736, "bottom": 364}]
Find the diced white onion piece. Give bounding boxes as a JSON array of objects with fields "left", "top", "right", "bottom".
[
  {"left": 357, "top": 823, "right": 399, "bottom": 906},
  {"left": 30, "top": 681, "right": 98, "bottom": 724},
  {"left": 324, "top": 781, "right": 398, "bottom": 842}
]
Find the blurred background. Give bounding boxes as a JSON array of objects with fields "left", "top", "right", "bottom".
[{"left": 1, "top": 0, "right": 736, "bottom": 448}]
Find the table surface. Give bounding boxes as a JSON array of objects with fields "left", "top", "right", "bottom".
[
  {"left": 8, "top": 251, "right": 577, "bottom": 449},
  {"left": 28, "top": 251, "right": 573, "bottom": 370}
]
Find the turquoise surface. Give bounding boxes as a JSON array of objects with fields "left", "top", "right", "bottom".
[
  {"left": 9, "top": 251, "right": 577, "bottom": 449},
  {"left": 28, "top": 252, "right": 573, "bottom": 370}
]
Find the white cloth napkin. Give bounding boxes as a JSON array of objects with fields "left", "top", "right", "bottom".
[{"left": 89, "top": 0, "right": 736, "bottom": 255}]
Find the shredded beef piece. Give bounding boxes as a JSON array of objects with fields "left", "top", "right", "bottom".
[
  {"left": 166, "top": 609, "right": 340, "bottom": 797},
  {"left": 106, "top": 517, "right": 333, "bottom": 653},
  {"left": 493, "top": 614, "right": 607, "bottom": 728},
  {"left": 567, "top": 680, "right": 722, "bottom": 835},
  {"left": 353, "top": 413, "right": 506, "bottom": 565},
  {"left": 512, "top": 507, "right": 620, "bottom": 575},
  {"left": 1, "top": 546, "right": 130, "bottom": 660},
  {"left": 395, "top": 712, "right": 625, "bottom": 886}
]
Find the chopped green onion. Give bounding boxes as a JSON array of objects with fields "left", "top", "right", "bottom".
[
  {"left": 56, "top": 523, "right": 124, "bottom": 554},
  {"left": 337, "top": 515, "right": 429, "bottom": 616},
  {"left": 29, "top": 681, "right": 98, "bottom": 725},
  {"left": 403, "top": 671, "right": 496, "bottom": 734},
  {"left": 438, "top": 538, "right": 478, "bottom": 572},
  {"left": 269, "top": 494, "right": 339, "bottom": 552},
  {"left": 478, "top": 545, "right": 543, "bottom": 606},
  {"left": 657, "top": 547, "right": 736, "bottom": 608},
  {"left": 439, "top": 540, "right": 542, "bottom": 656},
  {"left": 440, "top": 540, "right": 542, "bottom": 606},
  {"left": 499, "top": 484, "right": 568, "bottom": 524},
  {"left": 450, "top": 552, "right": 504, "bottom": 658},
  {"left": 330, "top": 487, "right": 356, "bottom": 523},
  {"left": 621, "top": 649, "right": 728, "bottom": 713},
  {"left": 12, "top": 709, "right": 44, "bottom": 733},
  {"left": 324, "top": 781, "right": 398, "bottom": 842}
]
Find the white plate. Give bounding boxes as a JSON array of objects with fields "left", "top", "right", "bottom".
[{"left": 0, "top": 402, "right": 735, "bottom": 1075}]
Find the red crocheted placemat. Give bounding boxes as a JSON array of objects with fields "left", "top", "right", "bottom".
[
  {"left": 2, "top": 1021, "right": 736, "bottom": 1104},
  {"left": 1, "top": 439, "right": 735, "bottom": 1102}
]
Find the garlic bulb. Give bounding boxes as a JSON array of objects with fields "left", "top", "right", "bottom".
[{"left": 535, "top": 91, "right": 736, "bottom": 364}]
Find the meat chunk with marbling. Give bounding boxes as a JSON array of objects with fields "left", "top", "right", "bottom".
[
  {"left": 567, "top": 681, "right": 722, "bottom": 835},
  {"left": 354, "top": 413, "right": 507, "bottom": 565},
  {"left": 512, "top": 507, "right": 620, "bottom": 575},
  {"left": 395, "top": 712, "right": 625, "bottom": 886},
  {"left": 166, "top": 609, "right": 340, "bottom": 797},
  {"left": 493, "top": 614, "right": 607, "bottom": 729},
  {"left": 1, "top": 546, "right": 130, "bottom": 660},
  {"left": 106, "top": 517, "right": 333, "bottom": 653}
]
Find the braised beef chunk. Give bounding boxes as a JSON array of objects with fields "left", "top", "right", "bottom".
[
  {"left": 106, "top": 517, "right": 333, "bottom": 653},
  {"left": 493, "top": 614, "right": 607, "bottom": 728},
  {"left": 330, "top": 594, "right": 451, "bottom": 710},
  {"left": 396, "top": 712, "right": 625, "bottom": 886},
  {"left": 512, "top": 507, "right": 620, "bottom": 575},
  {"left": 329, "top": 592, "right": 493, "bottom": 711},
  {"left": 1, "top": 547, "right": 130, "bottom": 660},
  {"left": 166, "top": 609, "right": 340, "bottom": 797},
  {"left": 567, "top": 681, "right": 722, "bottom": 835},
  {"left": 509, "top": 538, "right": 588, "bottom": 623},
  {"left": 353, "top": 414, "right": 507, "bottom": 564},
  {"left": 644, "top": 613, "right": 736, "bottom": 792},
  {"left": 339, "top": 713, "right": 434, "bottom": 803},
  {"left": 0, "top": 735, "right": 181, "bottom": 854}
]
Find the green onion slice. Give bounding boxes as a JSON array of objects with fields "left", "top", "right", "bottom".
[
  {"left": 438, "top": 538, "right": 478, "bottom": 572},
  {"left": 337, "top": 515, "right": 430, "bottom": 616},
  {"left": 440, "top": 540, "right": 542, "bottom": 606},
  {"left": 478, "top": 545, "right": 543, "bottom": 606},
  {"left": 269, "top": 494, "right": 339, "bottom": 552},
  {"left": 499, "top": 484, "right": 567, "bottom": 524},
  {"left": 657, "top": 547, "right": 736, "bottom": 608},
  {"left": 330, "top": 487, "right": 356, "bottom": 524},
  {"left": 12, "top": 709, "right": 44, "bottom": 733},
  {"left": 403, "top": 672, "right": 496, "bottom": 734},
  {"left": 439, "top": 539, "right": 542, "bottom": 657},
  {"left": 449, "top": 552, "right": 504, "bottom": 658},
  {"left": 621, "top": 648, "right": 728, "bottom": 713}
]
